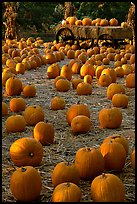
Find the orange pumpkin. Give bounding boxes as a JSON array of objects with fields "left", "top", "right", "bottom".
[
  {"left": 82, "top": 17, "right": 92, "bottom": 26},
  {"left": 71, "top": 115, "right": 91, "bottom": 134},
  {"left": 60, "top": 64, "right": 72, "bottom": 81},
  {"left": 98, "top": 74, "right": 112, "bottom": 87},
  {"left": 10, "top": 137, "right": 43, "bottom": 166},
  {"left": 22, "top": 85, "right": 36, "bottom": 98},
  {"left": 2, "top": 71, "right": 14, "bottom": 86},
  {"left": 99, "top": 107, "right": 122, "bottom": 129},
  {"left": 33, "top": 121, "right": 54, "bottom": 145},
  {"left": 52, "top": 161, "right": 80, "bottom": 187},
  {"left": 47, "top": 63, "right": 60, "bottom": 79},
  {"left": 100, "top": 18, "right": 108, "bottom": 26},
  {"left": 114, "top": 66, "right": 124, "bottom": 77},
  {"left": 10, "top": 97, "right": 26, "bottom": 112},
  {"left": 23, "top": 105, "right": 44, "bottom": 126},
  {"left": 15, "top": 63, "right": 25, "bottom": 74},
  {"left": 107, "top": 83, "right": 125, "bottom": 99},
  {"left": 71, "top": 61, "right": 82, "bottom": 74},
  {"left": 55, "top": 78, "right": 71, "bottom": 92},
  {"left": 109, "top": 18, "right": 118, "bottom": 26},
  {"left": 10, "top": 166, "right": 42, "bottom": 202},
  {"left": 126, "top": 73, "right": 135, "bottom": 88},
  {"left": 101, "top": 68, "right": 117, "bottom": 83},
  {"left": 91, "top": 173, "right": 125, "bottom": 202},
  {"left": 67, "top": 49, "right": 75, "bottom": 59},
  {"left": 76, "top": 82, "right": 92, "bottom": 95},
  {"left": 71, "top": 78, "right": 83, "bottom": 89},
  {"left": 80, "top": 63, "right": 95, "bottom": 78},
  {"left": 84, "top": 74, "right": 92, "bottom": 84},
  {"left": 75, "top": 147, "right": 105, "bottom": 180},
  {"left": 5, "top": 115, "right": 26, "bottom": 133},
  {"left": 112, "top": 93, "right": 128, "bottom": 108},
  {"left": 2, "top": 102, "right": 8, "bottom": 116},
  {"left": 52, "top": 182, "right": 81, "bottom": 202},
  {"left": 95, "top": 65, "right": 107, "bottom": 79},
  {"left": 130, "top": 149, "right": 135, "bottom": 170},
  {"left": 5, "top": 76, "right": 23, "bottom": 96},
  {"left": 51, "top": 96, "right": 65, "bottom": 110},
  {"left": 68, "top": 16, "right": 77, "bottom": 25},
  {"left": 54, "top": 76, "right": 66, "bottom": 87}
]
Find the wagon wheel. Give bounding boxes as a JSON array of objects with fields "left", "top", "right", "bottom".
[
  {"left": 56, "top": 28, "right": 75, "bottom": 45},
  {"left": 97, "top": 34, "right": 114, "bottom": 47}
]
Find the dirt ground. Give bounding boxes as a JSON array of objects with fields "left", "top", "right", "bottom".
[{"left": 2, "top": 46, "right": 135, "bottom": 202}]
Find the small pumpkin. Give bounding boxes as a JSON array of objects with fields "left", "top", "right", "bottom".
[
  {"left": 10, "top": 166, "right": 42, "bottom": 202},
  {"left": 71, "top": 61, "right": 82, "bottom": 74},
  {"left": 2, "top": 102, "right": 8, "bottom": 116},
  {"left": 67, "top": 49, "right": 75, "bottom": 59},
  {"left": 5, "top": 115, "right": 26, "bottom": 133},
  {"left": 91, "top": 173, "right": 125, "bottom": 202},
  {"left": 54, "top": 76, "right": 66, "bottom": 87},
  {"left": 76, "top": 82, "right": 92, "bottom": 95},
  {"left": 112, "top": 93, "right": 128, "bottom": 108},
  {"left": 10, "top": 137, "right": 43, "bottom": 166},
  {"left": 98, "top": 74, "right": 112, "bottom": 87},
  {"left": 100, "top": 18, "right": 108, "bottom": 26},
  {"left": 66, "top": 102, "right": 90, "bottom": 125},
  {"left": 80, "top": 63, "right": 95, "bottom": 78},
  {"left": 107, "top": 83, "right": 125, "bottom": 99},
  {"left": 52, "top": 182, "right": 81, "bottom": 202},
  {"left": 82, "top": 17, "right": 92, "bottom": 26},
  {"left": 99, "top": 140, "right": 126, "bottom": 171},
  {"left": 71, "top": 115, "right": 91, "bottom": 134},
  {"left": 75, "top": 147, "right": 105, "bottom": 180},
  {"left": 5, "top": 76, "right": 23, "bottom": 96},
  {"left": 22, "top": 84, "right": 36, "bottom": 98},
  {"left": 84, "top": 74, "right": 92, "bottom": 84},
  {"left": 130, "top": 149, "right": 135, "bottom": 170},
  {"left": 33, "top": 121, "right": 54, "bottom": 145},
  {"left": 55, "top": 78, "right": 71, "bottom": 92},
  {"left": 10, "top": 97, "right": 26, "bottom": 112},
  {"left": 99, "top": 107, "right": 122, "bottom": 129},
  {"left": 47, "top": 63, "right": 60, "bottom": 79},
  {"left": 109, "top": 18, "right": 118, "bottom": 26},
  {"left": 23, "top": 105, "right": 44, "bottom": 126},
  {"left": 51, "top": 96, "right": 65, "bottom": 110},
  {"left": 60, "top": 64, "right": 72, "bottom": 81},
  {"left": 126, "top": 73, "right": 135, "bottom": 88},
  {"left": 71, "top": 78, "right": 83, "bottom": 89},
  {"left": 2, "top": 71, "right": 14, "bottom": 86},
  {"left": 15, "top": 63, "right": 25, "bottom": 74},
  {"left": 52, "top": 161, "right": 80, "bottom": 187},
  {"left": 114, "top": 66, "right": 124, "bottom": 77}
]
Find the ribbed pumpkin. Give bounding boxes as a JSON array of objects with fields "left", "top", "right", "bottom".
[
  {"left": 130, "top": 149, "right": 135, "bottom": 170},
  {"left": 126, "top": 73, "right": 135, "bottom": 88},
  {"left": 68, "top": 16, "right": 77, "bottom": 25},
  {"left": 5, "top": 115, "right": 26, "bottom": 133},
  {"left": 60, "top": 64, "right": 72, "bottom": 81},
  {"left": 76, "top": 82, "right": 92, "bottom": 95},
  {"left": 99, "top": 140, "right": 126, "bottom": 171},
  {"left": 2, "top": 102, "right": 8, "bottom": 116},
  {"left": 10, "top": 137, "right": 43, "bottom": 167},
  {"left": 80, "top": 63, "right": 95, "bottom": 78},
  {"left": 52, "top": 182, "right": 81, "bottom": 202},
  {"left": 47, "top": 63, "right": 60, "bottom": 79},
  {"left": 52, "top": 161, "right": 80, "bottom": 187},
  {"left": 67, "top": 49, "right": 75, "bottom": 59},
  {"left": 51, "top": 96, "right": 65, "bottom": 110},
  {"left": 102, "top": 134, "right": 129, "bottom": 156},
  {"left": 66, "top": 102, "right": 90, "bottom": 125},
  {"left": 23, "top": 84, "right": 36, "bottom": 98},
  {"left": 99, "top": 107, "right": 122, "bottom": 129},
  {"left": 15, "top": 63, "right": 25, "bottom": 74},
  {"left": 55, "top": 78, "right": 71, "bottom": 92},
  {"left": 98, "top": 74, "right": 112, "bottom": 87},
  {"left": 75, "top": 147, "right": 105, "bottom": 180},
  {"left": 91, "top": 173, "right": 125, "bottom": 202},
  {"left": 100, "top": 18, "right": 108, "bottom": 26},
  {"left": 112, "top": 93, "right": 128, "bottom": 108},
  {"left": 82, "top": 17, "right": 92, "bottom": 26},
  {"left": 71, "top": 115, "right": 91, "bottom": 134},
  {"left": 109, "top": 18, "right": 118, "bottom": 26},
  {"left": 10, "top": 97, "right": 26, "bottom": 112},
  {"left": 107, "top": 83, "right": 125, "bottom": 99},
  {"left": 33, "top": 121, "right": 54, "bottom": 145},
  {"left": 5, "top": 76, "right": 23, "bottom": 96},
  {"left": 23, "top": 105, "right": 44, "bottom": 126},
  {"left": 10, "top": 166, "right": 42, "bottom": 202}
]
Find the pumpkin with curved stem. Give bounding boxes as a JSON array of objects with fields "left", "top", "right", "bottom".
[
  {"left": 91, "top": 173, "right": 125, "bottom": 202},
  {"left": 10, "top": 166, "right": 42, "bottom": 202},
  {"left": 71, "top": 115, "right": 91, "bottom": 134},
  {"left": 112, "top": 93, "right": 128, "bottom": 108},
  {"left": 5, "top": 76, "right": 23, "bottom": 96},
  {"left": 99, "top": 107, "right": 122, "bottom": 129},
  {"left": 33, "top": 121, "right": 54, "bottom": 145},
  {"left": 99, "top": 140, "right": 126, "bottom": 171},
  {"left": 107, "top": 83, "right": 125, "bottom": 99},
  {"left": 5, "top": 115, "right": 26, "bottom": 133},
  {"left": 52, "top": 182, "right": 81, "bottom": 202},
  {"left": 10, "top": 137, "right": 43, "bottom": 167},
  {"left": 10, "top": 97, "right": 26, "bottom": 112},
  {"left": 75, "top": 147, "right": 105, "bottom": 180},
  {"left": 66, "top": 102, "right": 90, "bottom": 125},
  {"left": 52, "top": 161, "right": 80, "bottom": 187},
  {"left": 23, "top": 84, "right": 36, "bottom": 98},
  {"left": 51, "top": 96, "right": 66, "bottom": 110}
]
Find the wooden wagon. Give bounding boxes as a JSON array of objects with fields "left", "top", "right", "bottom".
[{"left": 55, "top": 23, "right": 133, "bottom": 48}]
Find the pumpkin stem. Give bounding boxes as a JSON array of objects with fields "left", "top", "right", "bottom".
[
  {"left": 86, "top": 147, "right": 91, "bottom": 151},
  {"left": 21, "top": 167, "right": 27, "bottom": 172},
  {"left": 102, "top": 173, "right": 107, "bottom": 178},
  {"left": 66, "top": 182, "right": 71, "bottom": 187},
  {"left": 29, "top": 152, "right": 34, "bottom": 157}
]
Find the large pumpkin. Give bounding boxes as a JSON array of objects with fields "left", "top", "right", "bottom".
[
  {"left": 52, "top": 161, "right": 80, "bottom": 187},
  {"left": 99, "top": 107, "right": 122, "bottom": 129},
  {"left": 23, "top": 105, "right": 44, "bottom": 126},
  {"left": 71, "top": 115, "right": 91, "bottom": 134},
  {"left": 33, "top": 121, "right": 54, "bottom": 145},
  {"left": 10, "top": 166, "right": 42, "bottom": 202},
  {"left": 10, "top": 137, "right": 43, "bottom": 166},
  {"left": 91, "top": 173, "right": 125, "bottom": 202},
  {"left": 66, "top": 102, "right": 90, "bottom": 125},
  {"left": 52, "top": 182, "right": 81, "bottom": 202},
  {"left": 75, "top": 147, "right": 105, "bottom": 180},
  {"left": 5, "top": 76, "right": 23, "bottom": 96},
  {"left": 5, "top": 115, "right": 26, "bottom": 133}
]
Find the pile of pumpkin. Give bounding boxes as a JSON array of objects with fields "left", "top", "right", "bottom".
[
  {"left": 62, "top": 16, "right": 129, "bottom": 27},
  {"left": 2, "top": 37, "right": 135, "bottom": 202}
]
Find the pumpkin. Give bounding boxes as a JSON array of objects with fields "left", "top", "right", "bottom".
[
  {"left": 130, "top": 54, "right": 135, "bottom": 64},
  {"left": 45, "top": 52, "right": 56, "bottom": 64},
  {"left": 66, "top": 102, "right": 90, "bottom": 125},
  {"left": 98, "top": 74, "right": 112, "bottom": 87},
  {"left": 130, "top": 149, "right": 135, "bottom": 170},
  {"left": 112, "top": 93, "right": 128, "bottom": 108},
  {"left": 33, "top": 121, "right": 54, "bottom": 145},
  {"left": 80, "top": 63, "right": 95, "bottom": 78},
  {"left": 100, "top": 18, "right": 108, "bottom": 26},
  {"left": 101, "top": 68, "right": 117, "bottom": 83},
  {"left": 10, "top": 166, "right": 42, "bottom": 202},
  {"left": 52, "top": 182, "right": 81, "bottom": 202},
  {"left": 5, "top": 76, "right": 23, "bottom": 96},
  {"left": 10, "top": 97, "right": 26, "bottom": 112},
  {"left": 2, "top": 71, "right": 14, "bottom": 86},
  {"left": 60, "top": 64, "right": 72, "bottom": 81},
  {"left": 54, "top": 76, "right": 66, "bottom": 87},
  {"left": 102, "top": 57, "right": 110, "bottom": 65},
  {"left": 77, "top": 52, "right": 87, "bottom": 63},
  {"left": 2, "top": 102, "right": 8, "bottom": 116},
  {"left": 10, "top": 137, "right": 43, "bottom": 166},
  {"left": 51, "top": 96, "right": 65, "bottom": 110},
  {"left": 71, "top": 61, "right": 82, "bottom": 74},
  {"left": 99, "top": 107, "right": 122, "bottom": 129},
  {"left": 23, "top": 105, "right": 44, "bottom": 126},
  {"left": 75, "top": 147, "right": 104, "bottom": 180},
  {"left": 5, "top": 115, "right": 26, "bottom": 133},
  {"left": 76, "top": 82, "right": 92, "bottom": 95},
  {"left": 75, "top": 19, "right": 82, "bottom": 26},
  {"left": 52, "top": 161, "right": 80, "bottom": 187},
  {"left": 23, "top": 84, "right": 36, "bottom": 98},
  {"left": 6, "top": 58, "right": 16, "bottom": 68},
  {"left": 121, "top": 21, "right": 128, "bottom": 27},
  {"left": 67, "top": 49, "right": 75, "bottom": 59},
  {"left": 102, "top": 134, "right": 129, "bottom": 156},
  {"left": 107, "top": 83, "right": 125, "bottom": 99},
  {"left": 95, "top": 65, "right": 107, "bottom": 79},
  {"left": 68, "top": 16, "right": 77, "bottom": 25},
  {"left": 82, "top": 17, "right": 92, "bottom": 26},
  {"left": 47, "top": 63, "right": 60, "bottom": 79},
  {"left": 71, "top": 115, "right": 91, "bottom": 134},
  {"left": 126, "top": 73, "right": 135, "bottom": 88},
  {"left": 15, "top": 63, "right": 25, "bottom": 74},
  {"left": 91, "top": 173, "right": 125, "bottom": 202},
  {"left": 71, "top": 78, "right": 83, "bottom": 89},
  {"left": 122, "top": 64, "right": 132, "bottom": 75},
  {"left": 55, "top": 78, "right": 71, "bottom": 92},
  {"left": 109, "top": 18, "right": 118, "bottom": 26},
  {"left": 84, "top": 74, "right": 92, "bottom": 84},
  {"left": 107, "top": 53, "right": 115, "bottom": 61},
  {"left": 114, "top": 66, "right": 124, "bottom": 77}
]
